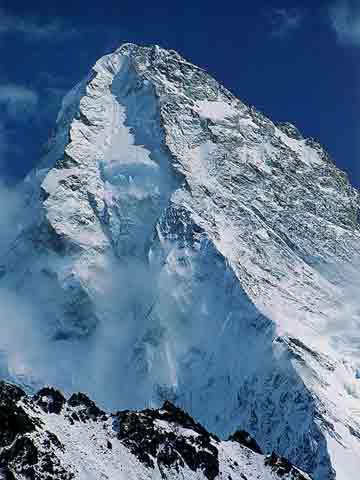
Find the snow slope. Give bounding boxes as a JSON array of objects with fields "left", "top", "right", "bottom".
[
  {"left": 0, "top": 381, "right": 311, "bottom": 480},
  {"left": 0, "top": 44, "right": 359, "bottom": 479}
]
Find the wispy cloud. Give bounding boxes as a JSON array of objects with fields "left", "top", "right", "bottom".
[
  {"left": 329, "top": 0, "right": 360, "bottom": 46},
  {"left": 0, "top": 8, "right": 77, "bottom": 41},
  {"left": 267, "top": 8, "right": 304, "bottom": 38},
  {"left": 0, "top": 84, "right": 38, "bottom": 121}
]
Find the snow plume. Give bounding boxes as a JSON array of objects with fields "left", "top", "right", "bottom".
[
  {"left": 77, "top": 255, "right": 160, "bottom": 409},
  {"left": 0, "top": 246, "right": 162, "bottom": 409},
  {"left": 0, "top": 198, "right": 61, "bottom": 390},
  {"left": 0, "top": 183, "right": 24, "bottom": 253},
  {"left": 0, "top": 51, "right": 177, "bottom": 407},
  {"left": 0, "top": 288, "right": 46, "bottom": 386}
]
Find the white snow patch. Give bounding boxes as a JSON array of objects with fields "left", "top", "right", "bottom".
[{"left": 195, "top": 100, "right": 236, "bottom": 122}]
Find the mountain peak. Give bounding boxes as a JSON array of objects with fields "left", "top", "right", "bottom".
[{"left": 0, "top": 45, "right": 359, "bottom": 479}]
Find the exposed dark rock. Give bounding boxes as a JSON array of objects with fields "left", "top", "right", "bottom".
[
  {"left": 228, "top": 430, "right": 262, "bottom": 454},
  {"left": 55, "top": 152, "right": 80, "bottom": 170},
  {"left": 276, "top": 122, "right": 303, "bottom": 141},
  {"left": 0, "top": 382, "right": 26, "bottom": 404},
  {"left": 161, "top": 401, "right": 219, "bottom": 440},
  {"left": 349, "top": 425, "right": 360, "bottom": 440},
  {"left": 43, "top": 431, "right": 64, "bottom": 452},
  {"left": 34, "top": 388, "right": 66, "bottom": 415},
  {"left": 0, "top": 381, "right": 313, "bottom": 479},
  {"left": 264, "top": 452, "right": 310, "bottom": 479},
  {"left": 0, "top": 467, "right": 17, "bottom": 479},
  {"left": 0, "top": 383, "right": 37, "bottom": 449},
  {"left": 0, "top": 436, "right": 39, "bottom": 480},
  {"left": 67, "top": 392, "right": 106, "bottom": 421},
  {"left": 115, "top": 401, "right": 220, "bottom": 479},
  {"left": 275, "top": 336, "right": 335, "bottom": 372},
  {"left": 0, "top": 431, "right": 73, "bottom": 480}
]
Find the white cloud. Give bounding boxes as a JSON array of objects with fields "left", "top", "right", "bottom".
[
  {"left": 268, "top": 8, "right": 304, "bottom": 38},
  {"left": 0, "top": 84, "right": 38, "bottom": 120},
  {"left": 0, "top": 8, "right": 76, "bottom": 41},
  {"left": 329, "top": 0, "right": 360, "bottom": 46}
]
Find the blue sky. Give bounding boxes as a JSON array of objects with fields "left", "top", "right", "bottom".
[{"left": 0, "top": 0, "right": 359, "bottom": 186}]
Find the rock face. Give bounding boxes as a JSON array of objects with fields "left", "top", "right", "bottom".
[
  {"left": 0, "top": 44, "right": 360, "bottom": 479},
  {"left": 0, "top": 381, "right": 312, "bottom": 480}
]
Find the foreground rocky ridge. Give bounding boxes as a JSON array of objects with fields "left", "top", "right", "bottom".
[
  {"left": 0, "top": 381, "right": 311, "bottom": 480},
  {"left": 0, "top": 44, "right": 359, "bottom": 479}
]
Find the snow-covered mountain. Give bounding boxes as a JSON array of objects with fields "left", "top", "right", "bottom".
[
  {"left": 0, "top": 381, "right": 311, "bottom": 479},
  {"left": 0, "top": 44, "right": 359, "bottom": 479}
]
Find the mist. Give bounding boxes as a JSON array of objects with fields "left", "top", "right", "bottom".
[{"left": 0, "top": 174, "right": 360, "bottom": 414}]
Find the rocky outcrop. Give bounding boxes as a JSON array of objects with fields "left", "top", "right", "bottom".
[{"left": 0, "top": 381, "right": 312, "bottom": 480}]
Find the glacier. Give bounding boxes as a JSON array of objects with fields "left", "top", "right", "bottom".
[{"left": 0, "top": 43, "right": 359, "bottom": 479}]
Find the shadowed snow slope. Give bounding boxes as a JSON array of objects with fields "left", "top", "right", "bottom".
[{"left": 0, "top": 44, "right": 359, "bottom": 479}]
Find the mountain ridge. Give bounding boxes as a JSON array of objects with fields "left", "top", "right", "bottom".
[{"left": 0, "top": 380, "right": 312, "bottom": 479}]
